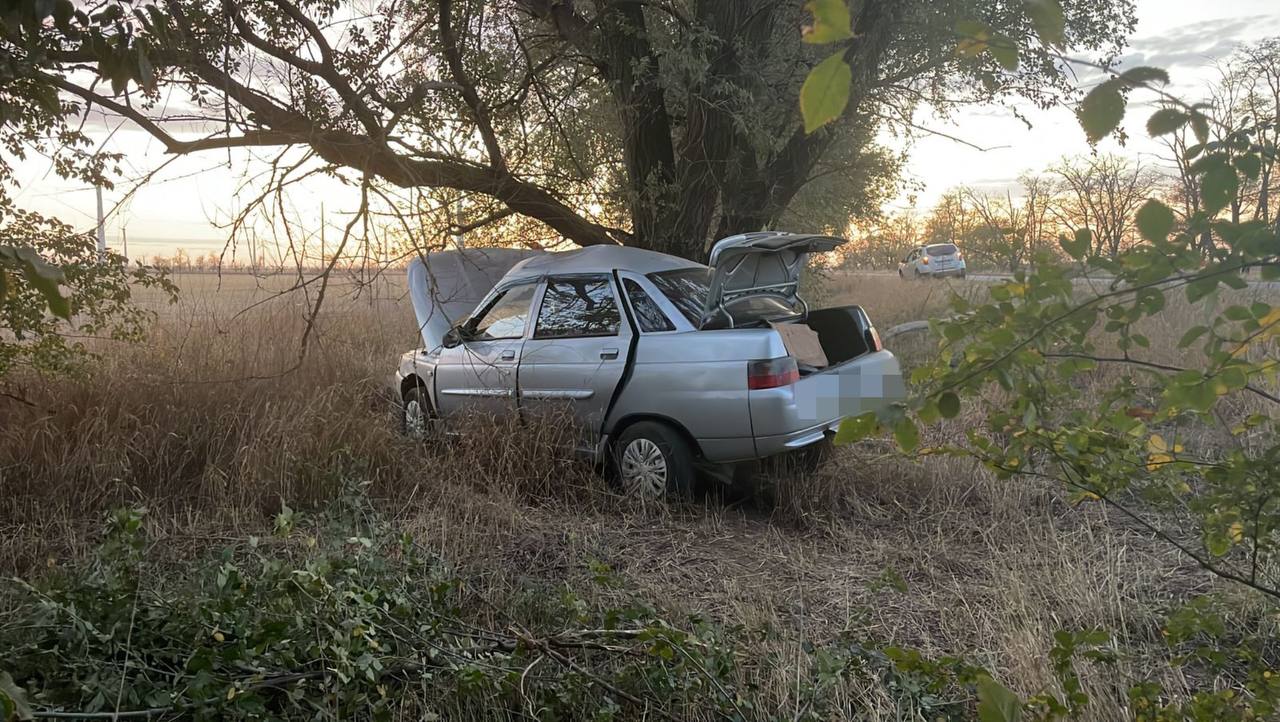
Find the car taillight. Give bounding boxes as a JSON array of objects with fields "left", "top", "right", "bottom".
[
  {"left": 865, "top": 325, "right": 883, "bottom": 352},
  {"left": 921, "top": 257, "right": 930, "bottom": 264},
  {"left": 747, "top": 357, "right": 799, "bottom": 390}
]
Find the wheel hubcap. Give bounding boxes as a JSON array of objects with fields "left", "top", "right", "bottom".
[
  {"left": 404, "top": 399, "right": 428, "bottom": 438},
  {"left": 620, "top": 438, "right": 667, "bottom": 498}
]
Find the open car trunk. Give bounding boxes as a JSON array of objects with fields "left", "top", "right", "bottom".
[
  {"left": 776, "top": 305, "right": 880, "bottom": 374},
  {"left": 700, "top": 232, "right": 846, "bottom": 329}
]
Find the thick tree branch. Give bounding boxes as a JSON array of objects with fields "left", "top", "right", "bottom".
[
  {"left": 437, "top": 0, "right": 506, "bottom": 171},
  {"left": 225, "top": 0, "right": 384, "bottom": 137}
]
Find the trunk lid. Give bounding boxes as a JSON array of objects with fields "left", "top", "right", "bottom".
[
  {"left": 702, "top": 232, "right": 846, "bottom": 328},
  {"left": 406, "top": 247, "right": 545, "bottom": 349}
]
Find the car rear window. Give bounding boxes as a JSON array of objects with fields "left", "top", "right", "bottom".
[
  {"left": 647, "top": 268, "right": 711, "bottom": 324},
  {"left": 623, "top": 278, "right": 675, "bottom": 332},
  {"left": 927, "top": 244, "right": 958, "bottom": 257}
]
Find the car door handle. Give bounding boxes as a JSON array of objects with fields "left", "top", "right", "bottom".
[
  {"left": 500, "top": 350, "right": 516, "bottom": 360},
  {"left": 600, "top": 348, "right": 619, "bottom": 360}
]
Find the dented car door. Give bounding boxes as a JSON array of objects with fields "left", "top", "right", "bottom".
[{"left": 517, "top": 275, "right": 632, "bottom": 443}]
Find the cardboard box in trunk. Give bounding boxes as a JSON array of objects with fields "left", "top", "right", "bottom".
[{"left": 770, "top": 321, "right": 829, "bottom": 368}]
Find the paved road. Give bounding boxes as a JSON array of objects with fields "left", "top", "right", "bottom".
[{"left": 856, "top": 270, "right": 1280, "bottom": 292}]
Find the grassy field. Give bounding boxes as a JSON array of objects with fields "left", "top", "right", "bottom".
[{"left": 1, "top": 269, "right": 1274, "bottom": 719}]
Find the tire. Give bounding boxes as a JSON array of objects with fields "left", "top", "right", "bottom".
[
  {"left": 611, "top": 421, "right": 696, "bottom": 499},
  {"left": 400, "top": 384, "right": 434, "bottom": 439}
]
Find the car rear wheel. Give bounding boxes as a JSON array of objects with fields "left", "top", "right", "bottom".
[{"left": 612, "top": 422, "right": 695, "bottom": 499}]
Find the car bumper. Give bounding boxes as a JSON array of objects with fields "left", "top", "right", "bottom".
[{"left": 751, "top": 419, "right": 843, "bottom": 458}]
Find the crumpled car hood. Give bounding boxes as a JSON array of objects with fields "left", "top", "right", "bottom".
[{"left": 406, "top": 247, "right": 545, "bottom": 349}]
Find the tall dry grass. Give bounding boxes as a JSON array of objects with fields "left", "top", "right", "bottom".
[{"left": 2, "top": 269, "right": 1269, "bottom": 719}]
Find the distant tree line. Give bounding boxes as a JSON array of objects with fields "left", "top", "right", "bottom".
[{"left": 844, "top": 37, "right": 1280, "bottom": 271}]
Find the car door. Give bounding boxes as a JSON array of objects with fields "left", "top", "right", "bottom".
[
  {"left": 434, "top": 281, "right": 539, "bottom": 418},
  {"left": 517, "top": 274, "right": 632, "bottom": 444}
]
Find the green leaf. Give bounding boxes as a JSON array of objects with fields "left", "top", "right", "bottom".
[
  {"left": 1235, "top": 154, "right": 1261, "bottom": 180},
  {"left": 1147, "top": 108, "right": 1188, "bottom": 137},
  {"left": 955, "top": 20, "right": 991, "bottom": 57},
  {"left": 1224, "top": 305, "right": 1252, "bottom": 322},
  {"left": 1178, "top": 325, "right": 1209, "bottom": 348},
  {"left": 1079, "top": 79, "right": 1125, "bottom": 144},
  {"left": 1205, "top": 531, "right": 1230, "bottom": 557},
  {"left": 938, "top": 392, "right": 961, "bottom": 419},
  {"left": 1059, "top": 228, "right": 1092, "bottom": 260},
  {"left": 1201, "top": 163, "right": 1239, "bottom": 215},
  {"left": 1135, "top": 200, "right": 1175, "bottom": 242},
  {"left": 989, "top": 33, "right": 1019, "bottom": 72},
  {"left": 977, "top": 676, "right": 1023, "bottom": 722},
  {"left": 1222, "top": 273, "right": 1248, "bottom": 290},
  {"left": 1219, "top": 367, "right": 1248, "bottom": 391},
  {"left": 801, "top": 52, "right": 851, "bottom": 133},
  {"left": 802, "top": 0, "right": 853, "bottom": 44},
  {"left": 0, "top": 672, "right": 33, "bottom": 722},
  {"left": 917, "top": 399, "right": 940, "bottom": 425},
  {"left": 1136, "top": 287, "right": 1166, "bottom": 314},
  {"left": 1120, "top": 66, "right": 1170, "bottom": 87},
  {"left": 14, "top": 247, "right": 71, "bottom": 320},
  {"left": 892, "top": 417, "right": 920, "bottom": 453},
  {"left": 1024, "top": 0, "right": 1065, "bottom": 48},
  {"left": 53, "top": 0, "right": 73, "bottom": 30},
  {"left": 834, "top": 412, "right": 878, "bottom": 445},
  {"left": 1189, "top": 112, "right": 1210, "bottom": 144},
  {"left": 1186, "top": 276, "right": 1219, "bottom": 304}
]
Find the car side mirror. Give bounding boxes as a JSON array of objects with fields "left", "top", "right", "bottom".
[{"left": 442, "top": 325, "right": 464, "bottom": 348}]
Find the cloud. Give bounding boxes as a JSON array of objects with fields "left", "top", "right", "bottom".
[{"left": 1119, "top": 14, "right": 1280, "bottom": 72}]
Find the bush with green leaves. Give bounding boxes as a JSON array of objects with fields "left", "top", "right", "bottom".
[
  {"left": 834, "top": 4, "right": 1280, "bottom": 716},
  {"left": 0, "top": 200, "right": 176, "bottom": 383},
  {"left": 0, "top": 487, "right": 1068, "bottom": 722}
]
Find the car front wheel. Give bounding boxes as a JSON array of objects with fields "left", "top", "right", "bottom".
[
  {"left": 612, "top": 421, "right": 695, "bottom": 499},
  {"left": 401, "top": 385, "right": 434, "bottom": 439}
]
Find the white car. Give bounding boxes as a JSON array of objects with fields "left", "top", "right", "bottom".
[{"left": 898, "top": 243, "right": 966, "bottom": 279}]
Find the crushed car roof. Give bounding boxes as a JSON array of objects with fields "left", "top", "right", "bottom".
[{"left": 502, "top": 244, "right": 704, "bottom": 282}]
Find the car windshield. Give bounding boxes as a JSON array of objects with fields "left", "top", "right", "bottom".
[
  {"left": 927, "top": 244, "right": 958, "bottom": 257},
  {"left": 647, "top": 268, "right": 712, "bottom": 324}
]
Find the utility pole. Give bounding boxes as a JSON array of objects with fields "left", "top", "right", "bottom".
[
  {"left": 121, "top": 226, "right": 128, "bottom": 264},
  {"left": 320, "top": 202, "right": 326, "bottom": 270},
  {"left": 95, "top": 186, "right": 107, "bottom": 261}
]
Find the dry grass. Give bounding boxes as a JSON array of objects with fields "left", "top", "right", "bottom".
[{"left": 1, "top": 268, "right": 1270, "bottom": 719}]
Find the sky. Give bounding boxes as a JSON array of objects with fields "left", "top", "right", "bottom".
[
  {"left": 896, "top": 0, "right": 1280, "bottom": 210},
  {"left": 9, "top": 0, "right": 1280, "bottom": 260}
]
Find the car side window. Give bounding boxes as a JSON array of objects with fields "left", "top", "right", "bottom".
[
  {"left": 623, "top": 278, "right": 675, "bottom": 333},
  {"left": 471, "top": 283, "right": 537, "bottom": 340},
  {"left": 534, "top": 276, "right": 621, "bottom": 339}
]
